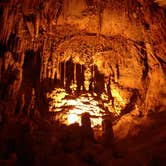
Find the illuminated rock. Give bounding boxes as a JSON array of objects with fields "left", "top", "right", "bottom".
[
  {"left": 0, "top": 0, "right": 165, "bottom": 128},
  {"left": 0, "top": 1, "right": 166, "bottom": 165}
]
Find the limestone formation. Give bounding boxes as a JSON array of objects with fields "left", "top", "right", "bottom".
[{"left": 0, "top": 0, "right": 165, "bottom": 137}]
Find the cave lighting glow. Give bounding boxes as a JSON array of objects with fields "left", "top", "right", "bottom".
[
  {"left": 68, "top": 113, "right": 79, "bottom": 124},
  {"left": 47, "top": 87, "right": 126, "bottom": 127}
]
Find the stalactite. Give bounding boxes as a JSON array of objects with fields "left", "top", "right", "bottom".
[
  {"left": 4, "top": 51, "right": 13, "bottom": 70},
  {"left": 42, "top": 56, "right": 47, "bottom": 79},
  {"left": 56, "top": 53, "right": 61, "bottom": 80},
  {"left": 16, "top": 15, "right": 24, "bottom": 38},
  {"left": 48, "top": 56, "right": 55, "bottom": 80},
  {"left": 79, "top": 64, "right": 83, "bottom": 91},
  {"left": 10, "top": 63, "right": 23, "bottom": 99},
  {"left": 64, "top": 61, "right": 66, "bottom": 87},
  {"left": 47, "top": 61, "right": 51, "bottom": 78},
  {"left": 35, "top": 13, "right": 40, "bottom": 38},
  {"left": 84, "top": 67, "right": 91, "bottom": 91},
  {"left": 59, "top": 62, "right": 61, "bottom": 82},
  {"left": 55, "top": 0, "right": 64, "bottom": 23},
  {"left": 116, "top": 64, "right": 120, "bottom": 80},
  {"left": 40, "top": 56, "right": 43, "bottom": 81},
  {"left": 51, "top": 52, "right": 57, "bottom": 80},
  {"left": 97, "top": 1, "right": 103, "bottom": 33},
  {"left": 3, "top": 51, "right": 24, "bottom": 100},
  {"left": 19, "top": 92, "right": 25, "bottom": 115},
  {"left": 92, "top": 64, "right": 95, "bottom": 79},
  {"left": 41, "top": 52, "right": 48, "bottom": 80},
  {"left": 27, "top": 88, "right": 35, "bottom": 117},
  {"left": 74, "top": 63, "right": 76, "bottom": 84},
  {"left": 26, "top": 20, "right": 35, "bottom": 39}
]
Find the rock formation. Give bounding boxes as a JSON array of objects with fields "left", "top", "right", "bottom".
[
  {"left": 0, "top": 0, "right": 165, "bottom": 119},
  {"left": 0, "top": 1, "right": 166, "bottom": 165},
  {"left": 0, "top": 2, "right": 166, "bottom": 164}
]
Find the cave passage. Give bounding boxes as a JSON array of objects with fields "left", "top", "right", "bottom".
[
  {"left": 47, "top": 59, "right": 120, "bottom": 127},
  {"left": 55, "top": 59, "right": 106, "bottom": 96}
]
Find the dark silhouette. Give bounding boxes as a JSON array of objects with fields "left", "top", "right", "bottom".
[
  {"left": 101, "top": 115, "right": 115, "bottom": 150},
  {"left": 81, "top": 112, "right": 94, "bottom": 143}
]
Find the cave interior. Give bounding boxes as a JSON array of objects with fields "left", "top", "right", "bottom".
[{"left": 0, "top": 0, "right": 166, "bottom": 165}]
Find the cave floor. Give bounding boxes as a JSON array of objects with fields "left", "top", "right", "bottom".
[{"left": 0, "top": 111, "right": 166, "bottom": 166}]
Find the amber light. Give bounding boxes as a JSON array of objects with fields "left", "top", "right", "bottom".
[
  {"left": 47, "top": 86, "right": 126, "bottom": 127},
  {"left": 68, "top": 113, "right": 79, "bottom": 124}
]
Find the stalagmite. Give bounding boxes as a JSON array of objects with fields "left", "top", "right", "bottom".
[
  {"left": 102, "top": 115, "right": 115, "bottom": 149},
  {"left": 81, "top": 112, "right": 94, "bottom": 142}
]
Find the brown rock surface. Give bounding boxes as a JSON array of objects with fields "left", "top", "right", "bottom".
[{"left": 0, "top": 1, "right": 166, "bottom": 165}]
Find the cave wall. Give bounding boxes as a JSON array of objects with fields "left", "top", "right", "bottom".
[{"left": 0, "top": 0, "right": 166, "bottom": 118}]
